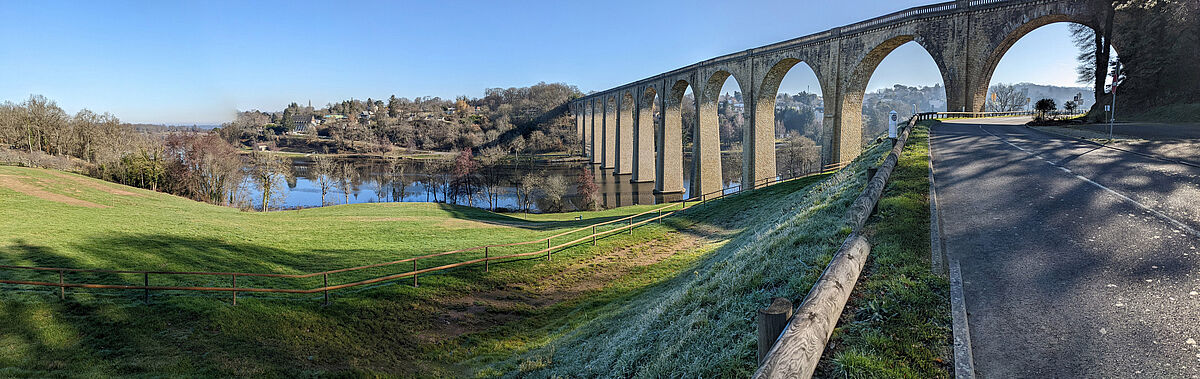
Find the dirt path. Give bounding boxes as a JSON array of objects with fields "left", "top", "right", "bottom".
[
  {"left": 45, "top": 171, "right": 141, "bottom": 196},
  {"left": 419, "top": 229, "right": 715, "bottom": 343},
  {"left": 0, "top": 174, "right": 108, "bottom": 208}
]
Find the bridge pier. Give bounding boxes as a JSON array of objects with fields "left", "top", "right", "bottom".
[
  {"left": 602, "top": 96, "right": 616, "bottom": 169},
  {"left": 615, "top": 92, "right": 634, "bottom": 175},
  {"left": 656, "top": 80, "right": 689, "bottom": 194},
  {"left": 589, "top": 100, "right": 600, "bottom": 164},
  {"left": 631, "top": 87, "right": 656, "bottom": 183}
]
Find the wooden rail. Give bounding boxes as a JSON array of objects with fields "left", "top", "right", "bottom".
[
  {"left": 754, "top": 117, "right": 917, "bottom": 378},
  {"left": 0, "top": 163, "right": 847, "bottom": 305}
]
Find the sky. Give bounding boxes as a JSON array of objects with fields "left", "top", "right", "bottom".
[{"left": 0, "top": 0, "right": 1089, "bottom": 125}]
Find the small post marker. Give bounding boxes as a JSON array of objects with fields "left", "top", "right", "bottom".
[
  {"left": 757, "top": 297, "right": 794, "bottom": 365},
  {"left": 485, "top": 246, "right": 490, "bottom": 272},
  {"left": 413, "top": 260, "right": 419, "bottom": 287},
  {"left": 323, "top": 273, "right": 330, "bottom": 305},
  {"left": 231, "top": 274, "right": 237, "bottom": 306},
  {"left": 58, "top": 270, "right": 64, "bottom": 300}
]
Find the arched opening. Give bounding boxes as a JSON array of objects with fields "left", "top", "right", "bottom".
[
  {"left": 983, "top": 20, "right": 1119, "bottom": 118},
  {"left": 760, "top": 58, "right": 826, "bottom": 180},
  {"left": 658, "top": 80, "right": 693, "bottom": 195},
  {"left": 696, "top": 70, "right": 744, "bottom": 196},
  {"left": 717, "top": 73, "right": 745, "bottom": 191},
  {"left": 634, "top": 87, "right": 659, "bottom": 184},
  {"left": 843, "top": 36, "right": 946, "bottom": 162}
]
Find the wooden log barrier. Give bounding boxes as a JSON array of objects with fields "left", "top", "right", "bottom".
[{"left": 753, "top": 234, "right": 871, "bottom": 378}]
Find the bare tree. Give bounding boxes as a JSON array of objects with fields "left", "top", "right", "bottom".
[
  {"left": 575, "top": 167, "right": 599, "bottom": 211},
  {"left": 986, "top": 84, "right": 1030, "bottom": 112},
  {"left": 541, "top": 174, "right": 567, "bottom": 212},
  {"left": 311, "top": 155, "right": 336, "bottom": 205},
  {"left": 516, "top": 173, "right": 541, "bottom": 212},
  {"left": 250, "top": 151, "right": 292, "bottom": 211},
  {"left": 335, "top": 163, "right": 359, "bottom": 204}
]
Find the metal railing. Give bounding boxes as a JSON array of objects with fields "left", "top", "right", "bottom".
[
  {"left": 913, "top": 110, "right": 1087, "bottom": 121},
  {"left": 0, "top": 163, "right": 847, "bottom": 305}
]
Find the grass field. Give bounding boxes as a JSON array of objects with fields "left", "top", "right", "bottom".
[
  {"left": 486, "top": 138, "right": 894, "bottom": 378},
  {"left": 0, "top": 158, "right": 858, "bottom": 377},
  {"left": 818, "top": 122, "right": 953, "bottom": 378}
]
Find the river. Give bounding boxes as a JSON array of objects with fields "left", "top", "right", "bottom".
[{"left": 242, "top": 154, "right": 752, "bottom": 212}]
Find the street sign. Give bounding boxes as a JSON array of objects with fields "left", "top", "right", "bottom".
[{"left": 1105, "top": 105, "right": 1111, "bottom": 112}]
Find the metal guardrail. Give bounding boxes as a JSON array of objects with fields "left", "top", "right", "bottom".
[
  {"left": 913, "top": 110, "right": 1087, "bottom": 121},
  {"left": 0, "top": 163, "right": 847, "bottom": 305}
]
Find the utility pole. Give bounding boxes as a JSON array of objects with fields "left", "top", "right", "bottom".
[{"left": 1108, "top": 62, "right": 1121, "bottom": 141}]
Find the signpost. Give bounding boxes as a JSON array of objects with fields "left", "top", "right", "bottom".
[{"left": 1108, "top": 62, "right": 1121, "bottom": 141}]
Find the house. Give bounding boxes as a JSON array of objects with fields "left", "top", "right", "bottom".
[{"left": 291, "top": 115, "right": 317, "bottom": 134}]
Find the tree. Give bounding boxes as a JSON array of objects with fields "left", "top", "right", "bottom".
[
  {"left": 477, "top": 146, "right": 507, "bottom": 210},
  {"left": 1034, "top": 98, "right": 1057, "bottom": 121},
  {"left": 1064, "top": 101, "right": 1079, "bottom": 114},
  {"left": 450, "top": 148, "right": 479, "bottom": 205},
  {"left": 516, "top": 173, "right": 541, "bottom": 213},
  {"left": 986, "top": 84, "right": 1030, "bottom": 112},
  {"left": 335, "top": 163, "right": 358, "bottom": 204},
  {"left": 250, "top": 151, "right": 292, "bottom": 211},
  {"left": 575, "top": 167, "right": 599, "bottom": 211},
  {"left": 541, "top": 174, "right": 567, "bottom": 212},
  {"left": 389, "top": 160, "right": 409, "bottom": 202},
  {"left": 163, "top": 133, "right": 241, "bottom": 205},
  {"left": 311, "top": 155, "right": 336, "bottom": 205}
]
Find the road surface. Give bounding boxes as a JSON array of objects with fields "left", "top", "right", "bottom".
[{"left": 930, "top": 117, "right": 1200, "bottom": 377}]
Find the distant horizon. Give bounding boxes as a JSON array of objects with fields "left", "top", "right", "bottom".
[{"left": 0, "top": 1, "right": 1094, "bottom": 125}]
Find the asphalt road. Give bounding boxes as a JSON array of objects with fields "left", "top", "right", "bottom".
[{"left": 930, "top": 117, "right": 1200, "bottom": 378}]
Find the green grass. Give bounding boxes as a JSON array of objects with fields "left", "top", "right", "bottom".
[
  {"left": 0, "top": 161, "right": 849, "bottom": 377},
  {"left": 816, "top": 122, "right": 952, "bottom": 378},
  {"left": 486, "top": 138, "right": 895, "bottom": 378}
]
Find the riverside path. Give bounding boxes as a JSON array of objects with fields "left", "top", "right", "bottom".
[{"left": 931, "top": 117, "right": 1200, "bottom": 377}]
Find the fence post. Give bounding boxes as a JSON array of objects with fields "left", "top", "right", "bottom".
[
  {"left": 592, "top": 226, "right": 596, "bottom": 245},
  {"left": 629, "top": 217, "right": 633, "bottom": 234},
  {"left": 231, "top": 274, "right": 237, "bottom": 306},
  {"left": 413, "top": 260, "right": 419, "bottom": 287},
  {"left": 657, "top": 209, "right": 661, "bottom": 223},
  {"left": 58, "top": 270, "right": 64, "bottom": 300},
  {"left": 485, "top": 246, "right": 490, "bottom": 272},
  {"left": 143, "top": 272, "right": 149, "bottom": 304},
  {"left": 757, "top": 297, "right": 794, "bottom": 366}
]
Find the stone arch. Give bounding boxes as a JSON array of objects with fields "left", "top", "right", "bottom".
[
  {"left": 971, "top": 14, "right": 1114, "bottom": 112},
  {"left": 840, "top": 34, "right": 945, "bottom": 162},
  {"left": 657, "top": 79, "right": 693, "bottom": 194},
  {"left": 616, "top": 90, "right": 636, "bottom": 175},
  {"left": 755, "top": 57, "right": 828, "bottom": 183}
]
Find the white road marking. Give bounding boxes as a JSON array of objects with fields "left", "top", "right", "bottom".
[{"left": 979, "top": 125, "right": 1200, "bottom": 239}]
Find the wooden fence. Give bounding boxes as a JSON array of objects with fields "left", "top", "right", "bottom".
[{"left": 0, "top": 163, "right": 846, "bottom": 305}]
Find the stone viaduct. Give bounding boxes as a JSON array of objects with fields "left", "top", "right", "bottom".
[{"left": 569, "top": 0, "right": 1116, "bottom": 196}]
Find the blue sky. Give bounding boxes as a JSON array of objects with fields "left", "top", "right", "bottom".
[{"left": 0, "top": 0, "right": 1086, "bottom": 124}]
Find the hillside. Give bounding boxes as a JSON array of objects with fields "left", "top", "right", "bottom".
[
  {"left": 0, "top": 157, "right": 876, "bottom": 377},
  {"left": 489, "top": 135, "right": 896, "bottom": 377}
]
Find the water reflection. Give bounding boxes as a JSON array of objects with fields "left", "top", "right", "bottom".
[{"left": 244, "top": 155, "right": 749, "bottom": 212}]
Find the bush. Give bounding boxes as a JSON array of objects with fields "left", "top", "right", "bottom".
[{"left": 1034, "top": 98, "right": 1057, "bottom": 121}]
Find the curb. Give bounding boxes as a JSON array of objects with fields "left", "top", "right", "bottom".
[{"left": 930, "top": 123, "right": 976, "bottom": 379}]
